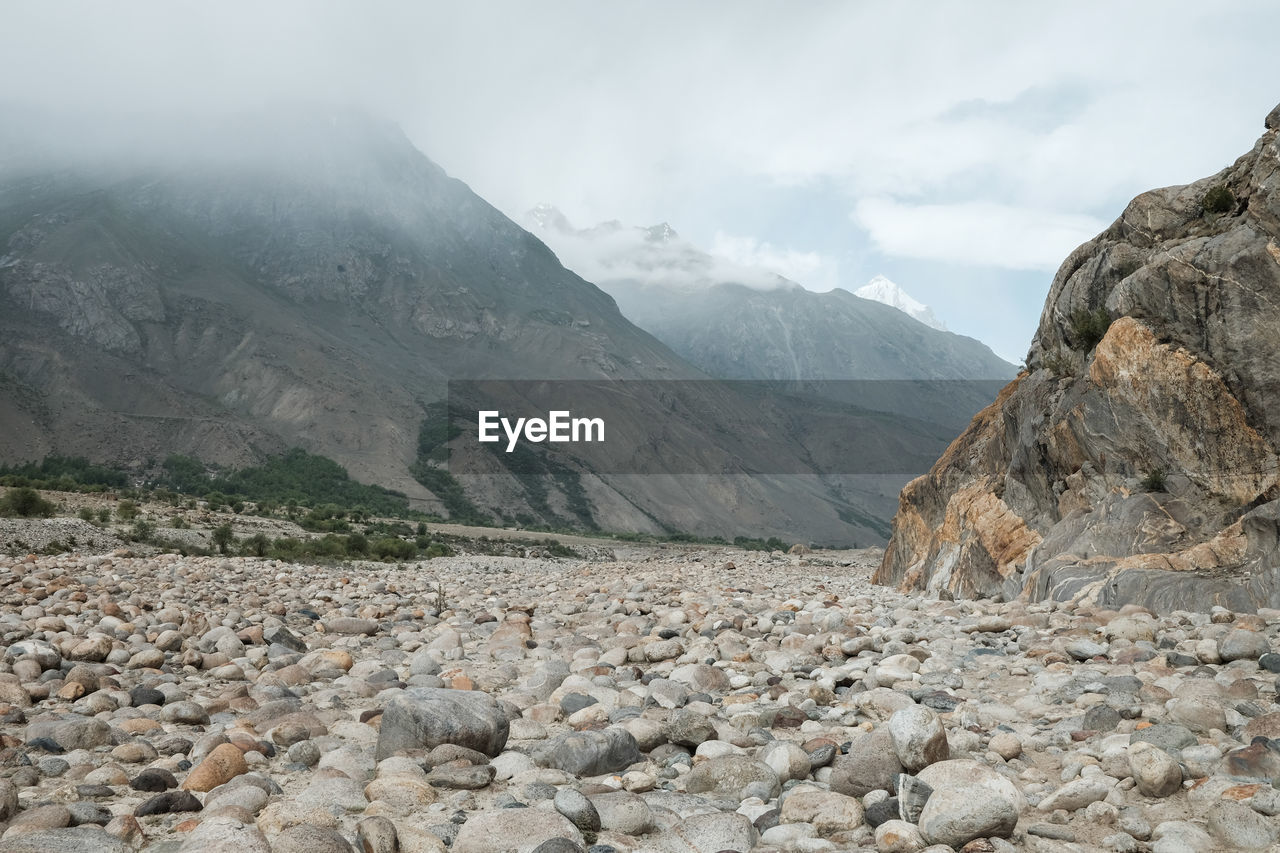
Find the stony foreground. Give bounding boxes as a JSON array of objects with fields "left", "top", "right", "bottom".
[{"left": 1, "top": 546, "right": 1280, "bottom": 852}]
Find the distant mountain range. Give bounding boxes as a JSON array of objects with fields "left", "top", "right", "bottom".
[
  {"left": 523, "top": 207, "right": 1014, "bottom": 386},
  {"left": 0, "top": 109, "right": 988, "bottom": 544}
]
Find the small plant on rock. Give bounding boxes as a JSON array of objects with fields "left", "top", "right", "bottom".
[
  {"left": 1142, "top": 468, "right": 1168, "bottom": 492},
  {"left": 1202, "top": 184, "right": 1235, "bottom": 215},
  {"left": 1068, "top": 307, "right": 1111, "bottom": 353}
]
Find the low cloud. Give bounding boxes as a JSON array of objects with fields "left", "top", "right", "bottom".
[
  {"left": 853, "top": 199, "right": 1108, "bottom": 271},
  {"left": 709, "top": 233, "right": 837, "bottom": 291},
  {"left": 530, "top": 214, "right": 822, "bottom": 292}
]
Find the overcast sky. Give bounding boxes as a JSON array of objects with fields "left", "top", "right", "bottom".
[{"left": 3, "top": 2, "right": 1278, "bottom": 361}]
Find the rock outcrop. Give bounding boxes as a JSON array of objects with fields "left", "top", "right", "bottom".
[{"left": 876, "top": 101, "right": 1280, "bottom": 611}]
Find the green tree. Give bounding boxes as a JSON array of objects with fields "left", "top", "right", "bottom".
[{"left": 116, "top": 500, "right": 139, "bottom": 521}]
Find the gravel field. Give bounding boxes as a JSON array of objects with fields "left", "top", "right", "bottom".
[{"left": 0, "top": 529, "right": 1277, "bottom": 851}]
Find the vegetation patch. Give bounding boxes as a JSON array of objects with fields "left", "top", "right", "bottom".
[
  {"left": 0, "top": 456, "right": 128, "bottom": 492},
  {"left": 0, "top": 487, "right": 57, "bottom": 518},
  {"left": 411, "top": 404, "right": 492, "bottom": 525},
  {"left": 158, "top": 449, "right": 413, "bottom": 518},
  {"left": 1202, "top": 184, "right": 1235, "bottom": 215},
  {"left": 1068, "top": 307, "right": 1111, "bottom": 353}
]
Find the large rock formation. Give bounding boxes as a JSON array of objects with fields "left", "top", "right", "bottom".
[{"left": 876, "top": 102, "right": 1280, "bottom": 611}]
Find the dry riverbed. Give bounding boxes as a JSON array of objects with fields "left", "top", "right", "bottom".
[{"left": 0, "top": 528, "right": 1277, "bottom": 851}]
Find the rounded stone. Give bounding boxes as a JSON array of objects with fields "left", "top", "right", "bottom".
[
  {"left": 1128, "top": 741, "right": 1182, "bottom": 797},
  {"left": 887, "top": 706, "right": 949, "bottom": 772}
]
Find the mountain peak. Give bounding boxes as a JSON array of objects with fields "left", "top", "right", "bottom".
[
  {"left": 855, "top": 276, "right": 947, "bottom": 331},
  {"left": 524, "top": 203, "right": 573, "bottom": 234},
  {"left": 645, "top": 222, "right": 678, "bottom": 243}
]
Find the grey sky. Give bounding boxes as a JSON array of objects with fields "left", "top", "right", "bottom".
[{"left": 4, "top": 1, "right": 1278, "bottom": 360}]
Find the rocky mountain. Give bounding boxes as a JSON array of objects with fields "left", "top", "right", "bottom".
[
  {"left": 524, "top": 209, "right": 1013, "bottom": 382},
  {"left": 0, "top": 109, "right": 948, "bottom": 544},
  {"left": 854, "top": 275, "right": 946, "bottom": 331},
  {"left": 526, "top": 209, "right": 1014, "bottom": 431},
  {"left": 876, "top": 101, "right": 1280, "bottom": 611}
]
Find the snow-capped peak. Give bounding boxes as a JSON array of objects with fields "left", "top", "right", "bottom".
[
  {"left": 855, "top": 275, "right": 947, "bottom": 331},
  {"left": 645, "top": 222, "right": 678, "bottom": 243},
  {"left": 524, "top": 203, "right": 573, "bottom": 233}
]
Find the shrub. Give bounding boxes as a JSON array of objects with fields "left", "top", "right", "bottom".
[
  {"left": 211, "top": 523, "right": 235, "bottom": 554},
  {"left": 547, "top": 542, "right": 580, "bottom": 558},
  {"left": 424, "top": 541, "right": 451, "bottom": 559},
  {"left": 1142, "top": 469, "right": 1167, "bottom": 492},
  {"left": 733, "top": 535, "right": 788, "bottom": 552},
  {"left": 132, "top": 520, "right": 155, "bottom": 542},
  {"left": 345, "top": 533, "right": 369, "bottom": 556},
  {"left": 241, "top": 533, "right": 270, "bottom": 558},
  {"left": 78, "top": 507, "right": 96, "bottom": 523},
  {"left": 171, "top": 516, "right": 188, "bottom": 529},
  {"left": 97, "top": 507, "right": 112, "bottom": 523},
  {"left": 0, "top": 487, "right": 56, "bottom": 518},
  {"left": 1202, "top": 184, "right": 1234, "bottom": 215},
  {"left": 116, "top": 500, "right": 139, "bottom": 521},
  {"left": 1068, "top": 307, "right": 1111, "bottom": 352},
  {"left": 372, "top": 537, "right": 416, "bottom": 561}
]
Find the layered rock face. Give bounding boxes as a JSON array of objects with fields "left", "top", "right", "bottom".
[{"left": 876, "top": 102, "right": 1280, "bottom": 611}]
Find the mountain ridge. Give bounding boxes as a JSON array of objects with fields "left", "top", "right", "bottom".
[
  {"left": 0, "top": 109, "right": 941, "bottom": 544},
  {"left": 523, "top": 206, "right": 1014, "bottom": 384}
]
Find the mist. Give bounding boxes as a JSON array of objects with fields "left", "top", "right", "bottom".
[{"left": 4, "top": 1, "right": 1279, "bottom": 359}]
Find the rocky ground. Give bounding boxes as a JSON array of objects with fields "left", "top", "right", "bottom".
[{"left": 0, "top": 537, "right": 1279, "bottom": 852}]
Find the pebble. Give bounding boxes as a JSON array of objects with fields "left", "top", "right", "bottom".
[
  {"left": 1128, "top": 741, "right": 1182, "bottom": 797},
  {"left": 887, "top": 705, "right": 949, "bottom": 771},
  {"left": 0, "top": 539, "right": 1277, "bottom": 852}
]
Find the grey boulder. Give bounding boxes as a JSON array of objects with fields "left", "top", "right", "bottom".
[{"left": 375, "top": 687, "right": 509, "bottom": 760}]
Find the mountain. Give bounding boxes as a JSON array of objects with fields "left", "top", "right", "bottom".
[
  {"left": 875, "top": 101, "right": 1280, "bottom": 611},
  {"left": 855, "top": 275, "right": 946, "bottom": 331},
  {"left": 524, "top": 208, "right": 1013, "bottom": 384},
  {"left": 0, "top": 108, "right": 947, "bottom": 544}
]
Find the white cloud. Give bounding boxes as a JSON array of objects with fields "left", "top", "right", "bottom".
[
  {"left": 2, "top": 0, "right": 1278, "bottom": 356},
  {"left": 708, "top": 233, "right": 836, "bottom": 291},
  {"left": 853, "top": 199, "right": 1107, "bottom": 271}
]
